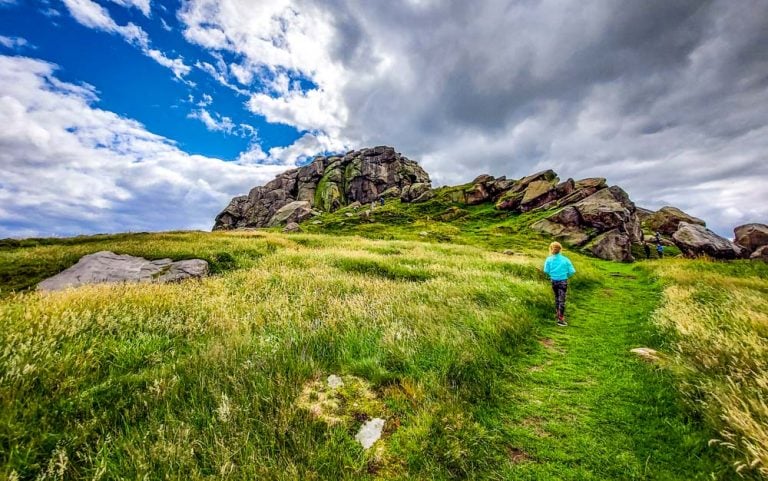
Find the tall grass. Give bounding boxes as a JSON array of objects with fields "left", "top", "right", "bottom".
[
  {"left": 0, "top": 231, "right": 550, "bottom": 479},
  {"left": 652, "top": 259, "right": 768, "bottom": 478}
]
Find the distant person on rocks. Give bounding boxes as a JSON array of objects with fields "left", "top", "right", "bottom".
[
  {"left": 655, "top": 231, "right": 662, "bottom": 244},
  {"left": 543, "top": 241, "right": 576, "bottom": 327},
  {"left": 656, "top": 243, "right": 664, "bottom": 258},
  {"left": 644, "top": 242, "right": 651, "bottom": 259},
  {"left": 379, "top": 197, "right": 385, "bottom": 206}
]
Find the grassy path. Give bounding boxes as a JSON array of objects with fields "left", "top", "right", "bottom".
[{"left": 493, "top": 261, "right": 729, "bottom": 480}]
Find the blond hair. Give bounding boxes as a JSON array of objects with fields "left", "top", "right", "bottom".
[{"left": 549, "top": 241, "right": 562, "bottom": 254}]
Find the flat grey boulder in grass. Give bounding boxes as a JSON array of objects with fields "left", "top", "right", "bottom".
[{"left": 37, "top": 251, "right": 208, "bottom": 291}]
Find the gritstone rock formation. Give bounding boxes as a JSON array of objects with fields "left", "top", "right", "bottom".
[
  {"left": 212, "top": 145, "right": 763, "bottom": 263},
  {"left": 214, "top": 146, "right": 430, "bottom": 230}
]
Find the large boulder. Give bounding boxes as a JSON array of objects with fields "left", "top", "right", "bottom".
[
  {"left": 400, "top": 182, "right": 431, "bottom": 202},
  {"left": 645, "top": 206, "right": 705, "bottom": 235},
  {"left": 530, "top": 219, "right": 591, "bottom": 246},
  {"left": 734, "top": 223, "right": 768, "bottom": 253},
  {"left": 672, "top": 222, "right": 742, "bottom": 259},
  {"left": 213, "top": 146, "right": 430, "bottom": 229},
  {"left": 584, "top": 229, "right": 634, "bottom": 262},
  {"left": 519, "top": 179, "right": 558, "bottom": 212},
  {"left": 573, "top": 187, "right": 633, "bottom": 232},
  {"left": 750, "top": 245, "right": 768, "bottom": 262},
  {"left": 37, "top": 251, "right": 208, "bottom": 291},
  {"left": 267, "top": 201, "right": 312, "bottom": 227},
  {"left": 495, "top": 170, "right": 558, "bottom": 211}
]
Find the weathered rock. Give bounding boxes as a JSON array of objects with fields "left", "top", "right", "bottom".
[
  {"left": 573, "top": 188, "right": 632, "bottom": 232},
  {"left": 412, "top": 189, "right": 435, "bottom": 203},
  {"left": 495, "top": 190, "right": 525, "bottom": 211},
  {"left": 584, "top": 229, "right": 634, "bottom": 262},
  {"left": 645, "top": 206, "right": 705, "bottom": 235},
  {"left": 531, "top": 219, "right": 591, "bottom": 246},
  {"left": 464, "top": 182, "right": 491, "bottom": 205},
  {"left": 520, "top": 179, "right": 558, "bottom": 211},
  {"left": 574, "top": 177, "right": 607, "bottom": 191},
  {"left": 355, "top": 418, "right": 385, "bottom": 450},
  {"left": 750, "top": 245, "right": 768, "bottom": 261},
  {"left": 267, "top": 201, "right": 312, "bottom": 227},
  {"left": 672, "top": 222, "right": 741, "bottom": 259},
  {"left": 283, "top": 222, "right": 301, "bottom": 233},
  {"left": 399, "top": 182, "right": 429, "bottom": 202},
  {"left": 734, "top": 223, "right": 768, "bottom": 253},
  {"left": 471, "top": 174, "right": 495, "bottom": 184},
  {"left": 214, "top": 146, "right": 430, "bottom": 229},
  {"left": 550, "top": 206, "right": 582, "bottom": 227},
  {"left": 37, "top": 251, "right": 208, "bottom": 291}
]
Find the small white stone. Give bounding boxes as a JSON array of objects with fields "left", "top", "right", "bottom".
[
  {"left": 355, "top": 418, "right": 385, "bottom": 450},
  {"left": 327, "top": 374, "right": 344, "bottom": 389}
]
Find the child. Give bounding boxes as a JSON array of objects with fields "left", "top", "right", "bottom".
[{"left": 543, "top": 242, "right": 576, "bottom": 326}]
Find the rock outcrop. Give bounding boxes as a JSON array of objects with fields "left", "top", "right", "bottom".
[
  {"left": 214, "top": 146, "right": 430, "bottom": 229},
  {"left": 211, "top": 145, "right": 763, "bottom": 263},
  {"left": 37, "top": 251, "right": 208, "bottom": 291},
  {"left": 734, "top": 223, "right": 768, "bottom": 254},
  {"left": 672, "top": 222, "right": 743, "bottom": 259}
]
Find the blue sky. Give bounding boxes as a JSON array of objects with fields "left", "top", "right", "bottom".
[
  {"left": 0, "top": 0, "right": 766, "bottom": 238},
  {"left": 1, "top": 0, "right": 304, "bottom": 160}
]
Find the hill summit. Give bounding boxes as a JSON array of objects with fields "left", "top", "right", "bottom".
[
  {"left": 214, "top": 146, "right": 431, "bottom": 230},
  {"left": 214, "top": 146, "right": 754, "bottom": 263}
]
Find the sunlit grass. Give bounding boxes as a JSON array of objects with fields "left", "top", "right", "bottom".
[
  {"left": 0, "top": 231, "right": 549, "bottom": 479},
  {"left": 652, "top": 258, "right": 768, "bottom": 478}
]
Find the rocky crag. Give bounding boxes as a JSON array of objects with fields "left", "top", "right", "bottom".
[
  {"left": 214, "top": 146, "right": 765, "bottom": 262},
  {"left": 213, "top": 146, "right": 431, "bottom": 230}
]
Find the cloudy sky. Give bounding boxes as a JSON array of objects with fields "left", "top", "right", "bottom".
[{"left": 1, "top": 0, "right": 766, "bottom": 237}]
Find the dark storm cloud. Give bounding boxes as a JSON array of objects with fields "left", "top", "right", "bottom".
[{"left": 306, "top": 0, "right": 768, "bottom": 235}]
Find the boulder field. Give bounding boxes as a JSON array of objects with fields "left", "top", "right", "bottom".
[{"left": 214, "top": 146, "right": 765, "bottom": 262}]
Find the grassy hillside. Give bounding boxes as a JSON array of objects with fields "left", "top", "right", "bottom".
[
  {"left": 652, "top": 259, "right": 768, "bottom": 478},
  {"left": 0, "top": 196, "right": 765, "bottom": 480}
]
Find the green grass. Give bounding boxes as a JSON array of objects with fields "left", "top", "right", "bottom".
[{"left": 0, "top": 196, "right": 761, "bottom": 480}]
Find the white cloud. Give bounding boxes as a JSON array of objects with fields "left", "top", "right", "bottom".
[
  {"left": 188, "top": 109, "right": 234, "bottom": 133},
  {"left": 0, "top": 35, "right": 29, "bottom": 50},
  {"left": 0, "top": 55, "right": 291, "bottom": 237},
  {"left": 179, "top": 0, "right": 348, "bottom": 136},
  {"left": 61, "top": 0, "right": 190, "bottom": 79},
  {"left": 146, "top": 48, "right": 191, "bottom": 79},
  {"left": 187, "top": 108, "right": 258, "bottom": 139},
  {"left": 106, "top": 0, "right": 151, "bottom": 17}
]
